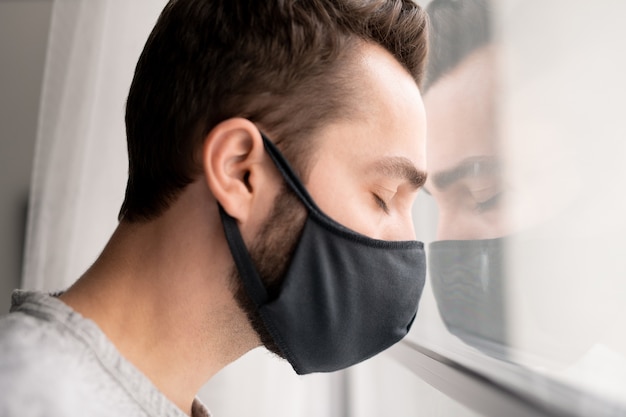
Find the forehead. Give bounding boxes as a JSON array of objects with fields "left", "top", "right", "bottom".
[{"left": 310, "top": 43, "right": 427, "bottom": 174}]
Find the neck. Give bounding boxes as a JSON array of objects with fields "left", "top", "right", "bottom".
[{"left": 60, "top": 184, "right": 260, "bottom": 415}]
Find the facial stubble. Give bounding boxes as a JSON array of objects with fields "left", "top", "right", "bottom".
[{"left": 229, "top": 185, "right": 307, "bottom": 358}]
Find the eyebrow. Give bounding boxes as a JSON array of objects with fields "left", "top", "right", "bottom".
[
  {"left": 432, "top": 156, "right": 499, "bottom": 190},
  {"left": 370, "top": 156, "right": 427, "bottom": 189}
]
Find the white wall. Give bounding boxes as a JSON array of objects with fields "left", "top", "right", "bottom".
[{"left": 0, "top": 0, "right": 52, "bottom": 312}]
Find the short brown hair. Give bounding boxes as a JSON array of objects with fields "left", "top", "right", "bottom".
[{"left": 120, "top": 0, "right": 429, "bottom": 222}]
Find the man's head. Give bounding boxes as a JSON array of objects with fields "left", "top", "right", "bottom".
[
  {"left": 120, "top": 0, "right": 428, "bottom": 222},
  {"left": 230, "top": 41, "right": 430, "bottom": 359},
  {"left": 120, "top": 0, "right": 429, "bottom": 363}
]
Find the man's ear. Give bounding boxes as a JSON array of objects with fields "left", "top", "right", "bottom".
[{"left": 203, "top": 118, "right": 269, "bottom": 223}]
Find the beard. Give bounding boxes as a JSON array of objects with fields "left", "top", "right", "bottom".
[{"left": 230, "top": 185, "right": 307, "bottom": 358}]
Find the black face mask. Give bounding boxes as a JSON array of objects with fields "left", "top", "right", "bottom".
[
  {"left": 219, "top": 133, "right": 426, "bottom": 374},
  {"left": 428, "top": 238, "right": 509, "bottom": 358}
]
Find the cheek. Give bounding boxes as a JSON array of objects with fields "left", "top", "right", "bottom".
[
  {"left": 313, "top": 184, "right": 378, "bottom": 234},
  {"left": 382, "top": 211, "right": 416, "bottom": 241},
  {"left": 307, "top": 167, "right": 383, "bottom": 237}
]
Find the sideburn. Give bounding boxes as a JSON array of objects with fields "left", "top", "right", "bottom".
[{"left": 230, "top": 185, "right": 307, "bottom": 358}]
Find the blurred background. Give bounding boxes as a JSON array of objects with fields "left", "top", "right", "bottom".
[{"left": 0, "top": 0, "right": 51, "bottom": 314}]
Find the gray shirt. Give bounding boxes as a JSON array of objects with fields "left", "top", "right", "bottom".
[{"left": 0, "top": 290, "right": 211, "bottom": 417}]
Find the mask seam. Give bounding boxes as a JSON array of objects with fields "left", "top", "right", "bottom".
[
  {"left": 258, "top": 309, "right": 304, "bottom": 374},
  {"left": 308, "top": 211, "right": 425, "bottom": 250}
]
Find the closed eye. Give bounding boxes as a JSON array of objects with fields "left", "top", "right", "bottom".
[
  {"left": 475, "top": 191, "right": 503, "bottom": 212},
  {"left": 373, "top": 193, "right": 390, "bottom": 214}
]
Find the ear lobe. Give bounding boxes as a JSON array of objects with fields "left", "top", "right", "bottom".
[{"left": 203, "top": 118, "right": 265, "bottom": 223}]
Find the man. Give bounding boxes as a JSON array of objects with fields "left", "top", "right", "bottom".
[{"left": 0, "top": 0, "right": 429, "bottom": 416}]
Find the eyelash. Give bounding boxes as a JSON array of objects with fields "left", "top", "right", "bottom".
[
  {"left": 373, "top": 193, "right": 390, "bottom": 214},
  {"left": 475, "top": 192, "right": 502, "bottom": 212}
]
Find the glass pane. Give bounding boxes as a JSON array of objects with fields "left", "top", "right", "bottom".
[{"left": 408, "top": 0, "right": 626, "bottom": 413}]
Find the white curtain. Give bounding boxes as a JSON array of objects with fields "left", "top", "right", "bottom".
[{"left": 23, "top": 1, "right": 341, "bottom": 415}]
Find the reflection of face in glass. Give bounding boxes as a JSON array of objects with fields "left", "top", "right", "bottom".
[
  {"left": 422, "top": 0, "right": 511, "bottom": 355},
  {"left": 423, "top": 46, "right": 511, "bottom": 356},
  {"left": 424, "top": 47, "right": 505, "bottom": 240},
  {"left": 423, "top": 0, "right": 626, "bottom": 376}
]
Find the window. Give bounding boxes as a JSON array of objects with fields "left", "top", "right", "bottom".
[{"left": 375, "top": 1, "right": 626, "bottom": 415}]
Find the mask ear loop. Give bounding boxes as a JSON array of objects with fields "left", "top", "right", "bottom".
[
  {"left": 217, "top": 132, "right": 320, "bottom": 309},
  {"left": 261, "top": 132, "right": 422, "bottom": 249},
  {"left": 219, "top": 205, "right": 269, "bottom": 306},
  {"left": 260, "top": 132, "right": 322, "bottom": 214},
  {"left": 261, "top": 132, "right": 359, "bottom": 236},
  {"left": 218, "top": 133, "right": 333, "bottom": 309}
]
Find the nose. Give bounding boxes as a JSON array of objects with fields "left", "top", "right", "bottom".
[
  {"left": 382, "top": 212, "right": 417, "bottom": 241},
  {"left": 405, "top": 215, "right": 417, "bottom": 241}
]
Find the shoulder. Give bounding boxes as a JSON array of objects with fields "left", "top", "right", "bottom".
[
  {"left": 0, "top": 310, "right": 87, "bottom": 366},
  {"left": 0, "top": 310, "right": 160, "bottom": 417},
  {"left": 0, "top": 312, "right": 106, "bottom": 416},
  {"left": 0, "top": 292, "right": 104, "bottom": 372}
]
